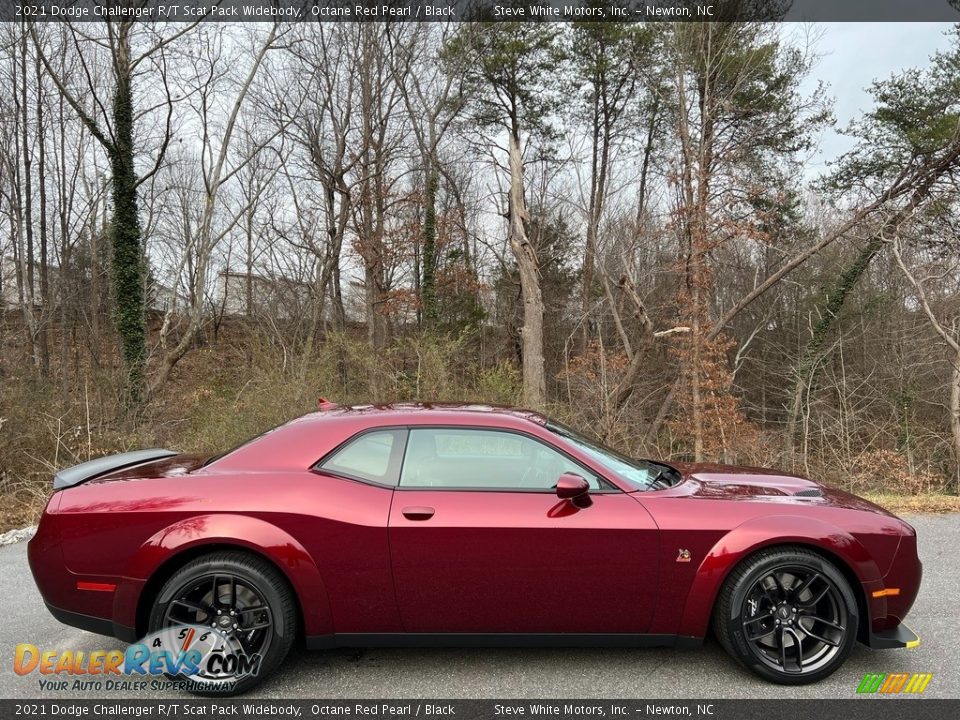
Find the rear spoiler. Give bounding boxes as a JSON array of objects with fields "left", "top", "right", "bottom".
[{"left": 53, "top": 449, "right": 178, "bottom": 491}]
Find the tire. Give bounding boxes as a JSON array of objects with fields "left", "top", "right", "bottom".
[
  {"left": 148, "top": 551, "right": 297, "bottom": 696},
  {"left": 712, "top": 546, "right": 858, "bottom": 684}
]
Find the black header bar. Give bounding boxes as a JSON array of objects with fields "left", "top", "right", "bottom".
[
  {"left": 3, "top": 0, "right": 960, "bottom": 23},
  {"left": 1, "top": 699, "right": 959, "bottom": 720}
]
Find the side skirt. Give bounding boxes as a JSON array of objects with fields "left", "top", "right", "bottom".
[{"left": 306, "top": 633, "right": 703, "bottom": 651}]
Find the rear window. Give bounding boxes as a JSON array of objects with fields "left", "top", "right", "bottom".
[{"left": 317, "top": 429, "right": 405, "bottom": 486}]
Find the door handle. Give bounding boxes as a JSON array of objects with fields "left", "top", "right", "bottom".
[{"left": 402, "top": 506, "right": 435, "bottom": 521}]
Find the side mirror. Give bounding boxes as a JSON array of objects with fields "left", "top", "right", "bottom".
[{"left": 556, "top": 473, "right": 590, "bottom": 504}]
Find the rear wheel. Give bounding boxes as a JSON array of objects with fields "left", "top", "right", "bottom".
[
  {"left": 712, "top": 547, "right": 858, "bottom": 684},
  {"left": 148, "top": 551, "right": 296, "bottom": 695}
]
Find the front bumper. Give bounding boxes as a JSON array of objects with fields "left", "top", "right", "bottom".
[
  {"left": 868, "top": 622, "right": 920, "bottom": 650},
  {"left": 863, "top": 523, "right": 922, "bottom": 644}
]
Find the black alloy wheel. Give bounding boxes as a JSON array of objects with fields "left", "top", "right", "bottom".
[
  {"left": 149, "top": 551, "right": 296, "bottom": 695},
  {"left": 713, "top": 546, "right": 858, "bottom": 684},
  {"left": 163, "top": 572, "right": 274, "bottom": 662}
]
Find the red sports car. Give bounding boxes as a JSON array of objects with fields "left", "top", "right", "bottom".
[{"left": 29, "top": 402, "right": 921, "bottom": 693}]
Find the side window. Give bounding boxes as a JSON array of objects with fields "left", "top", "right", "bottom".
[
  {"left": 399, "top": 428, "right": 603, "bottom": 490},
  {"left": 317, "top": 429, "right": 405, "bottom": 486}
]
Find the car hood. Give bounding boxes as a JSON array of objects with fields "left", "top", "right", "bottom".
[{"left": 664, "top": 461, "right": 894, "bottom": 514}]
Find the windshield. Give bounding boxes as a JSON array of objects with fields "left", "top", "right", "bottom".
[{"left": 546, "top": 422, "right": 674, "bottom": 490}]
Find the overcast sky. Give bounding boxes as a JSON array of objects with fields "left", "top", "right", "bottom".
[{"left": 802, "top": 22, "right": 955, "bottom": 176}]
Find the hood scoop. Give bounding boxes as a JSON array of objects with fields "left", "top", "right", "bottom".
[{"left": 678, "top": 465, "right": 825, "bottom": 500}]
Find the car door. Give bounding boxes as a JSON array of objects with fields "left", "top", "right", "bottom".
[
  {"left": 308, "top": 427, "right": 408, "bottom": 633},
  {"left": 387, "top": 427, "right": 660, "bottom": 634}
]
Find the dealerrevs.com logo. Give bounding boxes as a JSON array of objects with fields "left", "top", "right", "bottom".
[
  {"left": 856, "top": 673, "right": 933, "bottom": 694},
  {"left": 14, "top": 625, "right": 261, "bottom": 692}
]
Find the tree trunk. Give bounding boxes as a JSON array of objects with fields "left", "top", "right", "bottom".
[
  {"left": 359, "top": 162, "right": 388, "bottom": 353},
  {"left": 34, "top": 53, "right": 50, "bottom": 376},
  {"left": 635, "top": 98, "right": 660, "bottom": 226},
  {"left": 57, "top": 89, "right": 71, "bottom": 400},
  {"left": 783, "top": 237, "right": 883, "bottom": 464},
  {"left": 88, "top": 185, "right": 102, "bottom": 365},
  {"left": 951, "top": 353, "right": 960, "bottom": 491},
  {"left": 17, "top": 32, "right": 40, "bottom": 372},
  {"left": 421, "top": 165, "right": 439, "bottom": 328},
  {"left": 245, "top": 219, "right": 254, "bottom": 321},
  {"left": 300, "top": 184, "right": 347, "bottom": 379},
  {"left": 610, "top": 276, "right": 655, "bottom": 408},
  {"left": 507, "top": 129, "right": 546, "bottom": 408},
  {"left": 357, "top": 27, "right": 389, "bottom": 356},
  {"left": 673, "top": 59, "right": 714, "bottom": 462},
  {"left": 690, "top": 269, "right": 704, "bottom": 461},
  {"left": 109, "top": 25, "right": 147, "bottom": 404},
  {"left": 332, "top": 262, "right": 345, "bottom": 329},
  {"left": 579, "top": 99, "right": 602, "bottom": 353}
]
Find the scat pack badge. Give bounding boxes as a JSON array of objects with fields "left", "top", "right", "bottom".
[{"left": 676, "top": 548, "right": 692, "bottom": 563}]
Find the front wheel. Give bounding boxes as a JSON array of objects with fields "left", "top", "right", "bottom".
[
  {"left": 712, "top": 547, "right": 858, "bottom": 684},
  {"left": 148, "top": 551, "right": 297, "bottom": 695}
]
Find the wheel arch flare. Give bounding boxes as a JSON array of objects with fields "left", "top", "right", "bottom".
[
  {"left": 676, "top": 515, "right": 879, "bottom": 639},
  {"left": 117, "top": 513, "right": 333, "bottom": 639}
]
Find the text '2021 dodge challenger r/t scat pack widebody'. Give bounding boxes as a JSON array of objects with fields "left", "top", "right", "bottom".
[{"left": 28, "top": 402, "right": 922, "bottom": 694}]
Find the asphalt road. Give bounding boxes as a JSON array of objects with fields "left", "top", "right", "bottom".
[{"left": 2, "top": 514, "right": 958, "bottom": 700}]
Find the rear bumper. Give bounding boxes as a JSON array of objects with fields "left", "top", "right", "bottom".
[
  {"left": 29, "top": 496, "right": 135, "bottom": 643},
  {"left": 868, "top": 622, "right": 920, "bottom": 650},
  {"left": 44, "top": 602, "right": 138, "bottom": 644}
]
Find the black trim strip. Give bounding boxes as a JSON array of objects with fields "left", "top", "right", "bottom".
[
  {"left": 312, "top": 424, "right": 622, "bottom": 493},
  {"left": 44, "top": 601, "right": 708, "bottom": 653},
  {"left": 305, "top": 633, "right": 703, "bottom": 650},
  {"left": 313, "top": 428, "right": 409, "bottom": 487},
  {"left": 44, "top": 602, "right": 138, "bottom": 643}
]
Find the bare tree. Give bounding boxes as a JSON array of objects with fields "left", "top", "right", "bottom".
[
  {"left": 445, "top": 23, "right": 565, "bottom": 407},
  {"left": 893, "top": 233, "right": 960, "bottom": 483},
  {"left": 567, "top": 22, "right": 653, "bottom": 353},
  {"left": 149, "top": 23, "right": 284, "bottom": 397},
  {"left": 32, "top": 18, "right": 192, "bottom": 403},
  {"left": 353, "top": 25, "right": 404, "bottom": 355},
  {"left": 286, "top": 24, "right": 364, "bottom": 339},
  {"left": 387, "top": 24, "right": 464, "bottom": 329}
]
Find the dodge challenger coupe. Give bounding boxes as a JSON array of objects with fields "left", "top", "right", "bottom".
[{"left": 29, "top": 402, "right": 921, "bottom": 693}]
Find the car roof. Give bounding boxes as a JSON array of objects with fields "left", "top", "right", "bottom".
[
  {"left": 306, "top": 401, "right": 548, "bottom": 426},
  {"left": 207, "top": 402, "right": 551, "bottom": 472}
]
